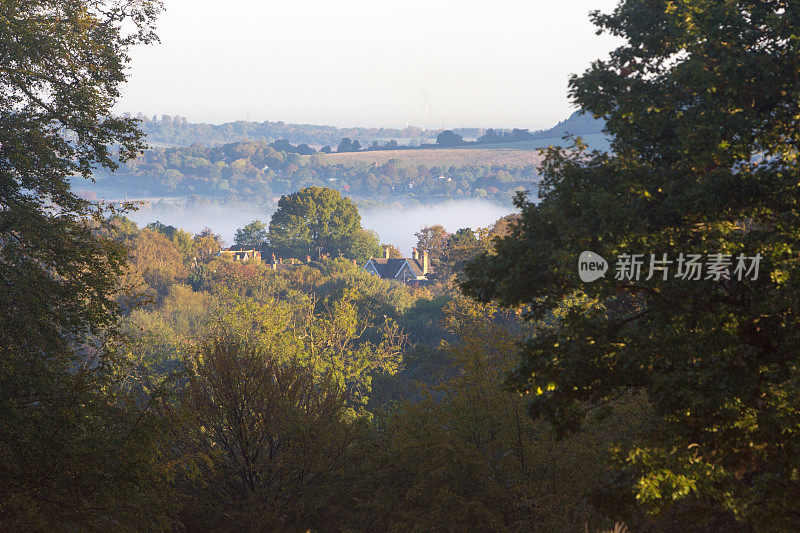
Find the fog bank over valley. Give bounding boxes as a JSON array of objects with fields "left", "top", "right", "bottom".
[
  {"left": 125, "top": 199, "right": 515, "bottom": 252},
  {"left": 126, "top": 201, "right": 268, "bottom": 246},
  {"left": 361, "top": 201, "right": 515, "bottom": 253}
]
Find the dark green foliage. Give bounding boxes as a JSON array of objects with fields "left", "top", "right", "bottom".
[
  {"left": 477, "top": 127, "right": 535, "bottom": 144},
  {"left": 337, "top": 137, "right": 362, "bottom": 152},
  {"left": 436, "top": 130, "right": 464, "bottom": 146},
  {"left": 0, "top": 0, "right": 170, "bottom": 527},
  {"left": 463, "top": 0, "right": 800, "bottom": 528},
  {"left": 348, "top": 297, "right": 648, "bottom": 532}
]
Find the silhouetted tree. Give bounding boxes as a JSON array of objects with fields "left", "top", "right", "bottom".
[{"left": 436, "top": 130, "right": 464, "bottom": 146}]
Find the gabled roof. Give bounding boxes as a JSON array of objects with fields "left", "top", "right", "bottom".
[
  {"left": 365, "top": 258, "right": 406, "bottom": 278},
  {"left": 364, "top": 257, "right": 429, "bottom": 280},
  {"left": 400, "top": 258, "right": 426, "bottom": 278}
]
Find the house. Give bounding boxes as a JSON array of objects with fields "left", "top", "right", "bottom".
[
  {"left": 220, "top": 245, "right": 262, "bottom": 263},
  {"left": 220, "top": 246, "right": 316, "bottom": 271},
  {"left": 363, "top": 247, "right": 431, "bottom": 286}
]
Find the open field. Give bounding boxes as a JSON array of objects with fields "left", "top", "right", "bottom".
[
  {"left": 453, "top": 133, "right": 611, "bottom": 152},
  {"left": 310, "top": 146, "right": 546, "bottom": 166},
  {"left": 308, "top": 133, "right": 610, "bottom": 167}
]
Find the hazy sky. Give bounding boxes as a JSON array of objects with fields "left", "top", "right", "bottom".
[{"left": 118, "top": 0, "right": 621, "bottom": 130}]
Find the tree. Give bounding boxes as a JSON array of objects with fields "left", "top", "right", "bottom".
[
  {"left": 194, "top": 227, "right": 223, "bottom": 263},
  {"left": 146, "top": 220, "right": 178, "bottom": 238},
  {"left": 381, "top": 243, "right": 403, "bottom": 258},
  {"left": 477, "top": 128, "right": 500, "bottom": 144},
  {"left": 463, "top": 1, "right": 800, "bottom": 529},
  {"left": 415, "top": 224, "right": 450, "bottom": 261},
  {"left": 346, "top": 228, "right": 383, "bottom": 264},
  {"left": 269, "top": 186, "right": 377, "bottom": 260},
  {"left": 436, "top": 227, "right": 488, "bottom": 283},
  {"left": 337, "top": 137, "right": 362, "bottom": 153},
  {"left": 352, "top": 296, "right": 646, "bottom": 530},
  {"left": 0, "top": 0, "right": 169, "bottom": 527},
  {"left": 296, "top": 143, "right": 314, "bottom": 155},
  {"left": 234, "top": 219, "right": 268, "bottom": 247},
  {"left": 486, "top": 214, "right": 519, "bottom": 240},
  {"left": 436, "top": 130, "right": 464, "bottom": 146},
  {"left": 172, "top": 337, "right": 357, "bottom": 530},
  {"left": 125, "top": 229, "right": 186, "bottom": 298}
]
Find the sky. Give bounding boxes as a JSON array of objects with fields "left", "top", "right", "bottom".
[{"left": 118, "top": 0, "right": 621, "bottom": 130}]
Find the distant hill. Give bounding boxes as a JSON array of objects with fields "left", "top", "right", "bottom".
[
  {"left": 133, "top": 111, "right": 606, "bottom": 149},
  {"left": 530, "top": 111, "right": 605, "bottom": 140},
  {"left": 134, "top": 115, "right": 463, "bottom": 148},
  {"left": 467, "top": 111, "right": 608, "bottom": 152},
  {"left": 456, "top": 133, "right": 611, "bottom": 153}
]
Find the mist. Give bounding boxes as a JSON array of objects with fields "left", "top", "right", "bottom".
[
  {"left": 125, "top": 199, "right": 515, "bottom": 251},
  {"left": 127, "top": 201, "right": 272, "bottom": 246},
  {"left": 361, "top": 200, "right": 515, "bottom": 253}
]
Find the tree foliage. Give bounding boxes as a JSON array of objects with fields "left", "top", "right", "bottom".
[
  {"left": 269, "top": 186, "right": 379, "bottom": 261},
  {"left": 0, "top": 0, "right": 170, "bottom": 527},
  {"left": 415, "top": 224, "right": 450, "bottom": 261},
  {"left": 436, "top": 130, "right": 465, "bottom": 146},
  {"left": 234, "top": 219, "right": 268, "bottom": 247},
  {"left": 171, "top": 338, "right": 357, "bottom": 530},
  {"left": 107, "top": 212, "right": 640, "bottom": 529},
  {"left": 350, "top": 296, "right": 647, "bottom": 531},
  {"left": 92, "top": 139, "right": 541, "bottom": 202},
  {"left": 464, "top": 0, "right": 800, "bottom": 528}
]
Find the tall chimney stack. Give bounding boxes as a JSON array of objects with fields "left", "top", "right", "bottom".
[
  {"left": 412, "top": 248, "right": 418, "bottom": 260},
  {"left": 422, "top": 250, "right": 429, "bottom": 275},
  {"left": 384, "top": 246, "right": 390, "bottom": 259}
]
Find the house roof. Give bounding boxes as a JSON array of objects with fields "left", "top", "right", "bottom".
[{"left": 365, "top": 257, "right": 428, "bottom": 280}]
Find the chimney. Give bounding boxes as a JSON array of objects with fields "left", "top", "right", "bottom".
[
  {"left": 412, "top": 248, "right": 418, "bottom": 260},
  {"left": 422, "top": 250, "right": 429, "bottom": 275},
  {"left": 383, "top": 246, "right": 390, "bottom": 259}
]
